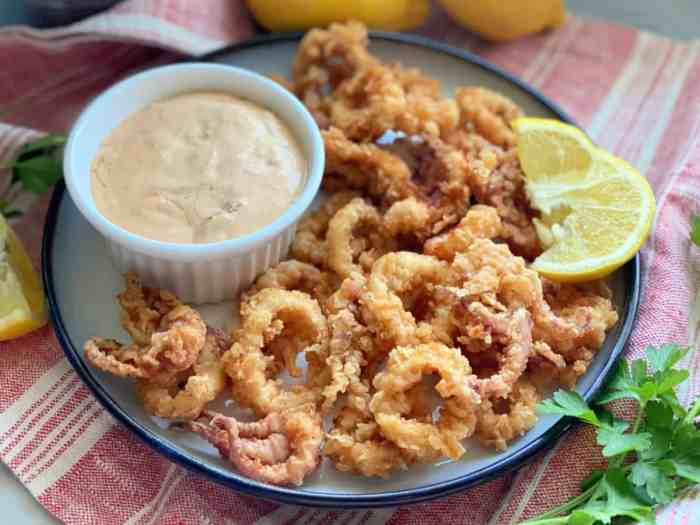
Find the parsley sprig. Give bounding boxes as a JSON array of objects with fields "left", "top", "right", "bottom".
[
  {"left": 0, "top": 134, "right": 67, "bottom": 217},
  {"left": 522, "top": 344, "right": 700, "bottom": 524}
]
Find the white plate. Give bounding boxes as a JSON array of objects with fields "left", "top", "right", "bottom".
[{"left": 43, "top": 33, "right": 640, "bottom": 508}]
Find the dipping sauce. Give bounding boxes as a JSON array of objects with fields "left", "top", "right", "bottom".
[{"left": 90, "top": 92, "right": 306, "bottom": 243}]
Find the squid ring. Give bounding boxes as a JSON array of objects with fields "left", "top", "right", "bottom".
[
  {"left": 361, "top": 252, "right": 449, "bottom": 348},
  {"left": 222, "top": 288, "right": 329, "bottom": 415},
  {"left": 475, "top": 378, "right": 539, "bottom": 451},
  {"left": 369, "top": 343, "right": 480, "bottom": 461},
  {"left": 290, "top": 191, "right": 360, "bottom": 267},
  {"left": 182, "top": 409, "right": 323, "bottom": 487},
  {"left": 136, "top": 328, "right": 229, "bottom": 420},
  {"left": 84, "top": 304, "right": 207, "bottom": 379},
  {"left": 242, "top": 259, "right": 338, "bottom": 307},
  {"left": 326, "top": 197, "right": 391, "bottom": 279},
  {"left": 467, "top": 304, "right": 533, "bottom": 399}
]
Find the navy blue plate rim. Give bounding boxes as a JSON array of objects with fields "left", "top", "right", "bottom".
[{"left": 42, "top": 31, "right": 641, "bottom": 509}]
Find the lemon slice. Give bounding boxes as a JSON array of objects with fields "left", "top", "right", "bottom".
[
  {"left": 0, "top": 215, "right": 47, "bottom": 341},
  {"left": 512, "top": 117, "right": 656, "bottom": 282}
]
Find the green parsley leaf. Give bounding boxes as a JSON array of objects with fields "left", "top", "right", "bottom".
[
  {"left": 640, "top": 401, "right": 674, "bottom": 461},
  {"left": 515, "top": 302, "right": 700, "bottom": 525},
  {"left": 691, "top": 213, "right": 700, "bottom": 247},
  {"left": 537, "top": 390, "right": 600, "bottom": 426},
  {"left": 671, "top": 421, "right": 700, "bottom": 453},
  {"left": 631, "top": 359, "right": 649, "bottom": 384},
  {"left": 655, "top": 369, "right": 689, "bottom": 396},
  {"left": 668, "top": 456, "right": 700, "bottom": 483},
  {"left": 646, "top": 344, "right": 689, "bottom": 373},
  {"left": 2, "top": 134, "right": 67, "bottom": 212},
  {"left": 0, "top": 199, "right": 21, "bottom": 218},
  {"left": 14, "top": 155, "right": 63, "bottom": 194},
  {"left": 659, "top": 391, "right": 686, "bottom": 417},
  {"left": 597, "top": 360, "right": 643, "bottom": 404},
  {"left": 596, "top": 418, "right": 651, "bottom": 457},
  {"left": 630, "top": 462, "right": 675, "bottom": 503},
  {"left": 15, "top": 134, "right": 66, "bottom": 158},
  {"left": 571, "top": 469, "right": 653, "bottom": 524},
  {"left": 580, "top": 469, "right": 605, "bottom": 491},
  {"left": 645, "top": 400, "right": 674, "bottom": 430}
]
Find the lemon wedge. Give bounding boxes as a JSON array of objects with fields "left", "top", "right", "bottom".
[
  {"left": 512, "top": 117, "right": 656, "bottom": 282},
  {"left": 0, "top": 215, "right": 47, "bottom": 341}
]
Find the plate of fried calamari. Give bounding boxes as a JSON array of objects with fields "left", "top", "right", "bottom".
[{"left": 44, "top": 22, "right": 640, "bottom": 507}]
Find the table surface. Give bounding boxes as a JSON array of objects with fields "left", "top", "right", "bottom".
[{"left": 1, "top": 1, "right": 699, "bottom": 524}]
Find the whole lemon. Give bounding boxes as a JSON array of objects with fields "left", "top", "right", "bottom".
[
  {"left": 437, "top": 0, "right": 566, "bottom": 42},
  {"left": 245, "top": 0, "right": 430, "bottom": 32}
]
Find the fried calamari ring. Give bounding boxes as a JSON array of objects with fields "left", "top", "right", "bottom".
[
  {"left": 449, "top": 239, "right": 543, "bottom": 308},
  {"left": 465, "top": 148, "right": 540, "bottom": 258},
  {"left": 383, "top": 197, "right": 432, "bottom": 243},
  {"left": 242, "top": 260, "right": 339, "bottom": 306},
  {"left": 322, "top": 127, "right": 413, "bottom": 203},
  {"left": 117, "top": 272, "right": 181, "bottom": 346},
  {"left": 183, "top": 410, "right": 323, "bottom": 486},
  {"left": 292, "top": 21, "right": 377, "bottom": 127},
  {"left": 325, "top": 63, "right": 408, "bottom": 141},
  {"left": 326, "top": 198, "right": 394, "bottom": 279},
  {"left": 455, "top": 87, "right": 523, "bottom": 149},
  {"left": 530, "top": 281, "right": 618, "bottom": 387},
  {"left": 391, "top": 64, "right": 459, "bottom": 137},
  {"left": 370, "top": 343, "right": 479, "bottom": 461},
  {"left": 136, "top": 328, "right": 229, "bottom": 419},
  {"left": 319, "top": 308, "right": 369, "bottom": 412},
  {"left": 85, "top": 303, "right": 207, "bottom": 380},
  {"left": 361, "top": 252, "right": 449, "bottom": 348},
  {"left": 324, "top": 415, "right": 408, "bottom": 477},
  {"left": 456, "top": 303, "right": 533, "bottom": 399},
  {"left": 475, "top": 377, "right": 539, "bottom": 451},
  {"left": 424, "top": 204, "right": 502, "bottom": 261},
  {"left": 291, "top": 190, "right": 360, "bottom": 267},
  {"left": 325, "top": 62, "right": 458, "bottom": 141},
  {"left": 222, "top": 288, "right": 328, "bottom": 414},
  {"left": 381, "top": 135, "right": 472, "bottom": 234},
  {"left": 323, "top": 366, "right": 409, "bottom": 477}
]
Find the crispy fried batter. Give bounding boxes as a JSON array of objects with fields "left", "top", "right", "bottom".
[
  {"left": 326, "top": 197, "right": 395, "bottom": 279},
  {"left": 370, "top": 343, "right": 480, "bottom": 461},
  {"left": 85, "top": 300, "right": 206, "bottom": 380},
  {"left": 424, "top": 204, "right": 502, "bottom": 261},
  {"left": 361, "top": 252, "right": 449, "bottom": 349},
  {"left": 136, "top": 328, "right": 229, "bottom": 419},
  {"left": 291, "top": 190, "right": 360, "bottom": 267},
  {"left": 455, "top": 87, "right": 523, "bottom": 149},
  {"left": 223, "top": 289, "right": 328, "bottom": 415},
  {"left": 292, "top": 21, "right": 377, "bottom": 128},
  {"left": 183, "top": 410, "right": 323, "bottom": 486},
  {"left": 475, "top": 377, "right": 539, "bottom": 451},
  {"left": 243, "top": 259, "right": 339, "bottom": 306}
]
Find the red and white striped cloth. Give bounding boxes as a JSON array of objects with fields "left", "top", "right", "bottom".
[{"left": 1, "top": 1, "right": 700, "bottom": 523}]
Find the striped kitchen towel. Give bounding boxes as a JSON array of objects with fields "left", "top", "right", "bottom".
[{"left": 1, "top": 1, "right": 700, "bottom": 523}]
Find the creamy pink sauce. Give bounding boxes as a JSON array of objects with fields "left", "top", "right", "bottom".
[{"left": 90, "top": 91, "right": 306, "bottom": 243}]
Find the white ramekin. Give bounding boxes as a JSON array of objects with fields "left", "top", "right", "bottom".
[{"left": 64, "top": 63, "right": 324, "bottom": 304}]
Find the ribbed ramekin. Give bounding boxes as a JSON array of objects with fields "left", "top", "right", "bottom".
[{"left": 64, "top": 63, "right": 324, "bottom": 303}]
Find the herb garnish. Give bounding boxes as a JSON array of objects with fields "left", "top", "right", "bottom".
[{"left": 0, "top": 133, "right": 67, "bottom": 217}]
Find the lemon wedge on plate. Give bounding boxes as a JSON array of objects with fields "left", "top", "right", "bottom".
[
  {"left": 512, "top": 118, "right": 656, "bottom": 282},
  {"left": 0, "top": 215, "right": 47, "bottom": 341}
]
